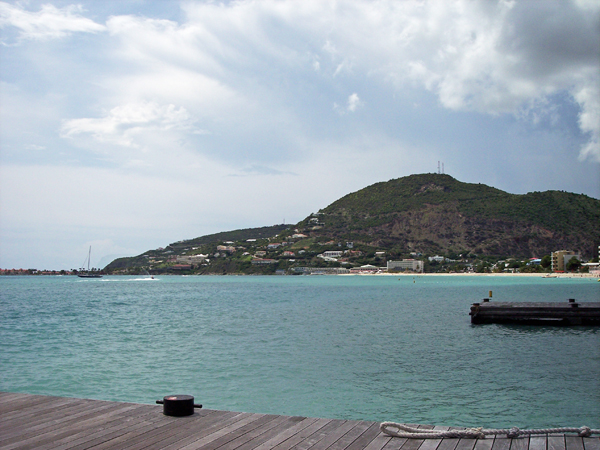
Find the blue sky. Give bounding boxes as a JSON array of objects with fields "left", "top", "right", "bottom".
[{"left": 1, "top": 0, "right": 599, "bottom": 270}]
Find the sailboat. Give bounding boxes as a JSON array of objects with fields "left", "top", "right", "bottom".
[{"left": 78, "top": 246, "right": 103, "bottom": 278}]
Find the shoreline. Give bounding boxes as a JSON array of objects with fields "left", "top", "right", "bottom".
[
  {"left": 358, "top": 272, "right": 599, "bottom": 278},
  {"left": 2, "top": 272, "right": 598, "bottom": 279}
]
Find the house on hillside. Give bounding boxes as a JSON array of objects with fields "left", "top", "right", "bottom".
[
  {"left": 177, "top": 254, "right": 207, "bottom": 264},
  {"left": 322, "top": 251, "right": 343, "bottom": 258},
  {"left": 251, "top": 258, "right": 277, "bottom": 265}
]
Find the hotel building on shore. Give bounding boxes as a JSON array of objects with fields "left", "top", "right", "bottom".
[
  {"left": 387, "top": 259, "right": 424, "bottom": 273},
  {"left": 550, "top": 250, "right": 580, "bottom": 272}
]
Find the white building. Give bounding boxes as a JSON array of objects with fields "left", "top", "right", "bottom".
[
  {"left": 551, "top": 250, "right": 580, "bottom": 272},
  {"left": 428, "top": 255, "right": 445, "bottom": 263},
  {"left": 176, "top": 254, "right": 207, "bottom": 264},
  {"left": 387, "top": 259, "right": 424, "bottom": 272}
]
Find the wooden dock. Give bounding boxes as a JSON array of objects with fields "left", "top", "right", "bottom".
[
  {"left": 1, "top": 392, "right": 598, "bottom": 450},
  {"left": 469, "top": 300, "right": 600, "bottom": 325}
]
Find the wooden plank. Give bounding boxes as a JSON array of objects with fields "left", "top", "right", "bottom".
[
  {"left": 472, "top": 437, "right": 494, "bottom": 450},
  {"left": 248, "top": 417, "right": 324, "bottom": 450},
  {"left": 491, "top": 436, "right": 512, "bottom": 450},
  {"left": 79, "top": 412, "right": 193, "bottom": 450},
  {"left": 269, "top": 418, "right": 334, "bottom": 450},
  {"left": 171, "top": 412, "right": 268, "bottom": 450},
  {"left": 548, "top": 436, "right": 566, "bottom": 450},
  {"left": 125, "top": 413, "right": 264, "bottom": 448},
  {"left": 342, "top": 422, "right": 384, "bottom": 450},
  {"left": 582, "top": 438, "right": 600, "bottom": 450},
  {"left": 0, "top": 392, "right": 58, "bottom": 412},
  {"left": 1, "top": 402, "right": 144, "bottom": 450},
  {"left": 1, "top": 396, "right": 90, "bottom": 428},
  {"left": 227, "top": 416, "right": 312, "bottom": 450},
  {"left": 564, "top": 437, "right": 584, "bottom": 450},
  {"left": 470, "top": 301, "right": 600, "bottom": 325},
  {"left": 136, "top": 410, "right": 243, "bottom": 450},
  {"left": 289, "top": 419, "right": 349, "bottom": 450},
  {"left": 141, "top": 410, "right": 238, "bottom": 450},
  {"left": 57, "top": 413, "right": 169, "bottom": 450},
  {"left": 415, "top": 426, "right": 450, "bottom": 450},
  {"left": 510, "top": 437, "right": 530, "bottom": 450},
  {"left": 380, "top": 434, "right": 407, "bottom": 450},
  {"left": 1, "top": 399, "right": 131, "bottom": 446},
  {"left": 454, "top": 437, "right": 476, "bottom": 450},
  {"left": 295, "top": 420, "right": 357, "bottom": 450},
  {"left": 1, "top": 392, "right": 578, "bottom": 450},
  {"left": 529, "top": 437, "right": 547, "bottom": 450},
  {"left": 326, "top": 420, "right": 375, "bottom": 450},
  {"left": 193, "top": 414, "right": 289, "bottom": 450},
  {"left": 42, "top": 404, "right": 175, "bottom": 450},
  {"left": 125, "top": 412, "right": 279, "bottom": 450},
  {"left": 394, "top": 424, "right": 436, "bottom": 450},
  {"left": 159, "top": 411, "right": 258, "bottom": 450},
  {"left": 1, "top": 396, "right": 118, "bottom": 433},
  {"left": 436, "top": 427, "right": 461, "bottom": 450}
]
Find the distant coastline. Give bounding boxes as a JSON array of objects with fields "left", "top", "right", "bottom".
[
  {"left": 2, "top": 270, "right": 598, "bottom": 278},
  {"left": 388, "top": 272, "right": 598, "bottom": 278}
]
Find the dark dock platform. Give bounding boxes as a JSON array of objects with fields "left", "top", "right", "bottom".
[
  {"left": 469, "top": 300, "right": 600, "bottom": 325},
  {"left": 1, "top": 392, "right": 598, "bottom": 450}
]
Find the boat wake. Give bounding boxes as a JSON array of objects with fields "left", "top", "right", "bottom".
[{"left": 91, "top": 277, "right": 158, "bottom": 282}]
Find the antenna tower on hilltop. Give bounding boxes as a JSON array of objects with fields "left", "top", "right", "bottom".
[{"left": 437, "top": 161, "right": 445, "bottom": 174}]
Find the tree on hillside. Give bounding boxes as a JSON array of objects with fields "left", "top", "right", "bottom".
[
  {"left": 540, "top": 255, "right": 551, "bottom": 268},
  {"left": 566, "top": 257, "right": 581, "bottom": 272}
]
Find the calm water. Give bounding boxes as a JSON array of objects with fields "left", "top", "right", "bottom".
[{"left": 1, "top": 275, "right": 598, "bottom": 428}]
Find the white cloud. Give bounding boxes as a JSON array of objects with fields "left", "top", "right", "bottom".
[
  {"left": 61, "top": 101, "right": 203, "bottom": 148},
  {"left": 334, "top": 92, "right": 363, "bottom": 115},
  {"left": 347, "top": 93, "right": 362, "bottom": 112},
  {"left": 573, "top": 78, "right": 600, "bottom": 162},
  {"left": 47, "top": 0, "right": 599, "bottom": 163},
  {"left": 0, "top": 2, "right": 105, "bottom": 41},
  {"left": 1, "top": 0, "right": 599, "bottom": 269}
]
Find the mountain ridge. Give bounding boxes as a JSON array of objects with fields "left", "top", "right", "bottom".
[
  {"left": 301, "top": 173, "right": 599, "bottom": 259},
  {"left": 105, "top": 173, "right": 600, "bottom": 273}
]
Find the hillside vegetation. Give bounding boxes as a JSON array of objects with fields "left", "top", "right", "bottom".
[
  {"left": 105, "top": 174, "right": 599, "bottom": 274},
  {"left": 294, "top": 174, "right": 599, "bottom": 259}
]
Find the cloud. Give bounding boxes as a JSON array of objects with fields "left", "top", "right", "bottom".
[
  {"left": 334, "top": 93, "right": 363, "bottom": 115},
  {"left": 40, "top": 0, "right": 597, "bottom": 164},
  {"left": 0, "top": 2, "right": 105, "bottom": 41},
  {"left": 231, "top": 164, "right": 298, "bottom": 177},
  {"left": 187, "top": 0, "right": 599, "bottom": 162},
  {"left": 61, "top": 101, "right": 203, "bottom": 148},
  {"left": 2, "top": 0, "right": 599, "bottom": 270},
  {"left": 573, "top": 79, "right": 600, "bottom": 163},
  {"left": 347, "top": 93, "right": 362, "bottom": 112}
]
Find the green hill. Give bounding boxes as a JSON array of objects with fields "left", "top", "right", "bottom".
[
  {"left": 105, "top": 224, "right": 288, "bottom": 271},
  {"left": 105, "top": 174, "right": 599, "bottom": 274},
  {"left": 287, "top": 174, "right": 599, "bottom": 259}
]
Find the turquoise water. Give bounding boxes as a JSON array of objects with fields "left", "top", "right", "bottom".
[{"left": 1, "top": 275, "right": 598, "bottom": 428}]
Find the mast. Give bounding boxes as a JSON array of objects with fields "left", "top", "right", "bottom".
[{"left": 88, "top": 246, "right": 92, "bottom": 271}]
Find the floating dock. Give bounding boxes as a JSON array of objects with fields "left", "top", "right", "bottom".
[
  {"left": 470, "top": 299, "right": 600, "bottom": 325},
  {"left": 1, "top": 392, "right": 598, "bottom": 450}
]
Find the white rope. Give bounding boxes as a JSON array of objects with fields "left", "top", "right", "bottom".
[{"left": 380, "top": 422, "right": 600, "bottom": 439}]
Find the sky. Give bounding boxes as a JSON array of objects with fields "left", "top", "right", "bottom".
[{"left": 1, "top": 0, "right": 599, "bottom": 270}]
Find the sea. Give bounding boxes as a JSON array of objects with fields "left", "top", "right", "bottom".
[{"left": 1, "top": 274, "right": 598, "bottom": 429}]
